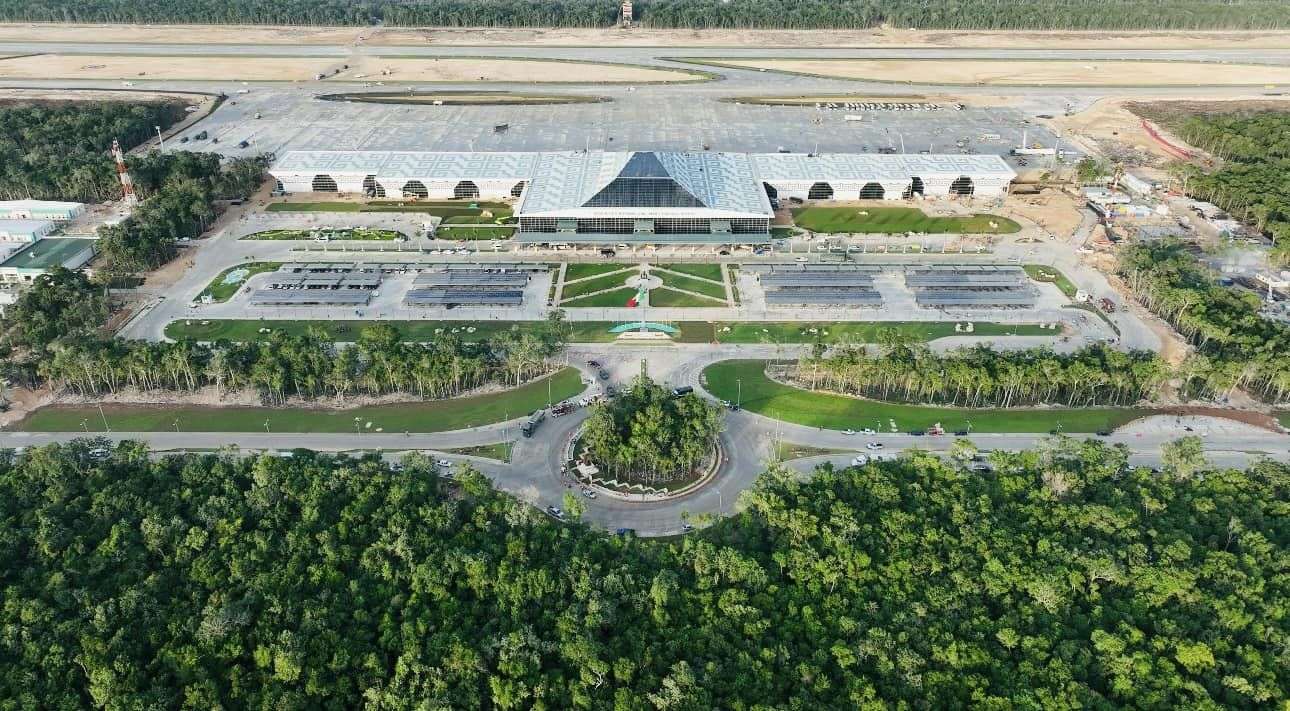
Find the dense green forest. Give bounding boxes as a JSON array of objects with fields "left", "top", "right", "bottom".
[
  {"left": 1, "top": 441, "right": 1284, "bottom": 707},
  {"left": 793, "top": 340, "right": 1168, "bottom": 407},
  {"left": 0, "top": 100, "right": 185, "bottom": 202},
  {"left": 97, "top": 151, "right": 269, "bottom": 271},
  {"left": 581, "top": 375, "right": 722, "bottom": 484},
  {"left": 1119, "top": 242, "right": 1290, "bottom": 403},
  {"left": 1149, "top": 110, "right": 1290, "bottom": 265},
  {"left": 2, "top": 0, "right": 1288, "bottom": 29}
]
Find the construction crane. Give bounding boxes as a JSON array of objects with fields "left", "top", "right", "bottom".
[{"left": 111, "top": 138, "right": 137, "bottom": 206}]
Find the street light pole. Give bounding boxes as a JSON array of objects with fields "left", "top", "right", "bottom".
[
  {"left": 155, "top": 125, "right": 164, "bottom": 152},
  {"left": 736, "top": 378, "right": 742, "bottom": 408}
]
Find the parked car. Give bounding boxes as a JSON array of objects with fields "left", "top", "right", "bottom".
[
  {"left": 547, "top": 506, "right": 565, "bottom": 519},
  {"left": 851, "top": 454, "right": 869, "bottom": 466},
  {"left": 581, "top": 488, "right": 597, "bottom": 499}
]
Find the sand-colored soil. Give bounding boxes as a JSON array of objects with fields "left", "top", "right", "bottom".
[
  {"left": 4, "top": 23, "right": 1290, "bottom": 49},
  {"left": 1047, "top": 95, "right": 1290, "bottom": 164},
  {"left": 0, "top": 53, "right": 704, "bottom": 83},
  {"left": 702, "top": 59, "right": 1290, "bottom": 86}
]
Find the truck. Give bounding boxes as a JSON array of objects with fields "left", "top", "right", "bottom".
[
  {"left": 521, "top": 409, "right": 546, "bottom": 438},
  {"left": 1099, "top": 297, "right": 1117, "bottom": 313}
]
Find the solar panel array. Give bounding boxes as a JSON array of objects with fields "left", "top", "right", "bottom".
[
  {"left": 250, "top": 290, "right": 372, "bottom": 306},
  {"left": 761, "top": 272, "right": 876, "bottom": 288},
  {"left": 906, "top": 266, "right": 1036, "bottom": 308},
  {"left": 759, "top": 266, "right": 883, "bottom": 306},
  {"left": 405, "top": 269, "right": 528, "bottom": 307},
  {"left": 266, "top": 273, "right": 383, "bottom": 290},
  {"left": 765, "top": 289, "right": 882, "bottom": 305}
]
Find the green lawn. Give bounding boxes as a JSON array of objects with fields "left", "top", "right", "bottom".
[
  {"left": 564, "top": 263, "right": 631, "bottom": 281},
  {"left": 657, "top": 271, "right": 727, "bottom": 300},
  {"left": 18, "top": 369, "right": 584, "bottom": 434},
  {"left": 792, "top": 207, "right": 1021, "bottom": 235},
  {"left": 561, "top": 272, "right": 633, "bottom": 301},
  {"left": 241, "top": 228, "right": 403, "bottom": 241},
  {"left": 648, "top": 287, "right": 725, "bottom": 307},
  {"left": 703, "top": 360, "right": 1149, "bottom": 434},
  {"left": 436, "top": 226, "right": 516, "bottom": 240},
  {"left": 443, "top": 442, "right": 514, "bottom": 462},
  {"left": 1277, "top": 411, "right": 1289, "bottom": 429},
  {"left": 1024, "top": 264, "right": 1079, "bottom": 298},
  {"left": 771, "top": 227, "right": 797, "bottom": 239},
  {"left": 658, "top": 263, "right": 724, "bottom": 281},
  {"left": 166, "top": 319, "right": 1055, "bottom": 344},
  {"left": 560, "top": 287, "right": 641, "bottom": 308},
  {"left": 196, "top": 262, "right": 280, "bottom": 303}
]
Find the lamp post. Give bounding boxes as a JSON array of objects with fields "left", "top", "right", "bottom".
[
  {"left": 736, "top": 378, "right": 742, "bottom": 409},
  {"left": 155, "top": 125, "right": 164, "bottom": 152}
]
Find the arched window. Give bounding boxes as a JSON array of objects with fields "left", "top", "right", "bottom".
[
  {"left": 902, "top": 177, "right": 925, "bottom": 199},
  {"left": 949, "top": 176, "right": 975, "bottom": 196},
  {"left": 402, "top": 180, "right": 428, "bottom": 199},
  {"left": 859, "top": 182, "right": 885, "bottom": 199},
  {"left": 454, "top": 181, "right": 480, "bottom": 199},
  {"left": 362, "top": 175, "right": 386, "bottom": 198},
  {"left": 311, "top": 174, "right": 338, "bottom": 192},
  {"left": 274, "top": 179, "right": 284, "bottom": 193},
  {"left": 807, "top": 182, "right": 833, "bottom": 200},
  {"left": 510, "top": 181, "right": 526, "bottom": 198}
]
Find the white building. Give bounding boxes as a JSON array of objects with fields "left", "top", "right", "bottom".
[
  {"left": 0, "top": 219, "right": 56, "bottom": 243},
  {"left": 269, "top": 150, "right": 1015, "bottom": 243},
  {"left": 0, "top": 200, "right": 85, "bottom": 223}
]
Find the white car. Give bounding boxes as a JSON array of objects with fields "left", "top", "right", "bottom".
[
  {"left": 866, "top": 442, "right": 884, "bottom": 450},
  {"left": 794, "top": 256, "right": 808, "bottom": 263},
  {"left": 436, "top": 459, "right": 452, "bottom": 468},
  {"left": 842, "top": 429, "right": 856, "bottom": 435},
  {"left": 860, "top": 428, "right": 877, "bottom": 435},
  {"left": 850, "top": 454, "right": 869, "bottom": 466},
  {"left": 581, "top": 488, "right": 597, "bottom": 499}
]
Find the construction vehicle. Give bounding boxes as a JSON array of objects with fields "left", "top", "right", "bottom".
[{"left": 521, "top": 409, "right": 546, "bottom": 438}]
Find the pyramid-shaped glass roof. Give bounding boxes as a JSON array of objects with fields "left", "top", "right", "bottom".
[{"left": 582, "top": 152, "right": 707, "bottom": 208}]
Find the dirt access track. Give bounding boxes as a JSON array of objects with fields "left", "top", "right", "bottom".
[
  {"left": 685, "top": 59, "right": 1290, "bottom": 87},
  {"left": 3, "top": 23, "right": 1290, "bottom": 48},
  {"left": 0, "top": 54, "right": 706, "bottom": 83}
]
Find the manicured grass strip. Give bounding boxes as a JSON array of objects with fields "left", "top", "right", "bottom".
[
  {"left": 166, "top": 319, "right": 1056, "bottom": 344},
  {"left": 18, "top": 369, "right": 584, "bottom": 434},
  {"left": 712, "top": 321, "right": 1054, "bottom": 343},
  {"left": 564, "top": 262, "right": 630, "bottom": 281},
  {"left": 560, "top": 272, "right": 633, "bottom": 301},
  {"left": 774, "top": 442, "right": 853, "bottom": 461},
  {"left": 658, "top": 263, "right": 723, "bottom": 281},
  {"left": 241, "top": 228, "right": 402, "bottom": 241},
  {"left": 1024, "top": 264, "right": 1078, "bottom": 298},
  {"left": 792, "top": 206, "right": 1021, "bottom": 234},
  {"left": 657, "top": 271, "right": 727, "bottom": 300},
  {"left": 647, "top": 287, "right": 725, "bottom": 307},
  {"left": 197, "top": 262, "right": 280, "bottom": 303},
  {"left": 443, "top": 442, "right": 514, "bottom": 462},
  {"left": 436, "top": 226, "right": 516, "bottom": 240},
  {"left": 1277, "top": 411, "right": 1290, "bottom": 429},
  {"left": 560, "top": 287, "right": 640, "bottom": 308},
  {"left": 703, "top": 360, "right": 1149, "bottom": 434}
]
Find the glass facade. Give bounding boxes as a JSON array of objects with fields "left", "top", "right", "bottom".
[
  {"left": 519, "top": 216, "right": 769, "bottom": 236},
  {"left": 584, "top": 178, "right": 706, "bottom": 208}
]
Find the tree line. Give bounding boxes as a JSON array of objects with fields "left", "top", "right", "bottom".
[
  {"left": 1119, "top": 242, "right": 1290, "bottom": 403},
  {"left": 3, "top": 0, "right": 1289, "bottom": 29},
  {"left": 0, "top": 439, "right": 1283, "bottom": 708},
  {"left": 97, "top": 151, "right": 269, "bottom": 272},
  {"left": 792, "top": 339, "right": 1168, "bottom": 408},
  {"left": 580, "top": 374, "right": 723, "bottom": 484},
  {"left": 0, "top": 100, "right": 186, "bottom": 202},
  {"left": 1152, "top": 110, "right": 1290, "bottom": 265}
]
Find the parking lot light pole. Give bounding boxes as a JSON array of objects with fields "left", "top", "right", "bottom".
[{"left": 736, "top": 378, "right": 742, "bottom": 409}]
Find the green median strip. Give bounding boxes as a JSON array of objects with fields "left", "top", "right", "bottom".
[
  {"left": 18, "top": 369, "right": 584, "bottom": 434},
  {"left": 196, "top": 262, "right": 281, "bottom": 303},
  {"left": 792, "top": 206, "right": 1020, "bottom": 234},
  {"left": 241, "top": 228, "right": 402, "bottom": 241},
  {"left": 702, "top": 360, "right": 1150, "bottom": 433},
  {"left": 166, "top": 319, "right": 1058, "bottom": 344},
  {"left": 1024, "top": 264, "right": 1078, "bottom": 298}
]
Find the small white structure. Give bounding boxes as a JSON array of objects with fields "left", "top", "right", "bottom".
[
  {"left": 1082, "top": 187, "right": 1131, "bottom": 206},
  {"left": 0, "top": 219, "right": 56, "bottom": 243},
  {"left": 0, "top": 200, "right": 85, "bottom": 223}
]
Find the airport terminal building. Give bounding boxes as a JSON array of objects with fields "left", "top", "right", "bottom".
[{"left": 270, "top": 150, "right": 1014, "bottom": 243}]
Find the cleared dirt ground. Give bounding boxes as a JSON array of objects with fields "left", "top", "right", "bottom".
[
  {"left": 4, "top": 23, "right": 1290, "bottom": 49},
  {"left": 0, "top": 53, "right": 705, "bottom": 83},
  {"left": 701, "top": 59, "right": 1290, "bottom": 86}
]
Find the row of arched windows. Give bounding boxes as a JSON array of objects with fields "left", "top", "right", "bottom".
[
  {"left": 779, "top": 176, "right": 974, "bottom": 201},
  {"left": 308, "top": 175, "right": 526, "bottom": 200}
]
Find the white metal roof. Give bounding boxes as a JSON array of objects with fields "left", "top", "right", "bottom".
[
  {"left": 0, "top": 200, "right": 83, "bottom": 212},
  {"left": 751, "top": 153, "right": 1015, "bottom": 181},
  {"left": 0, "top": 219, "right": 55, "bottom": 235},
  {"left": 271, "top": 151, "right": 538, "bottom": 180}
]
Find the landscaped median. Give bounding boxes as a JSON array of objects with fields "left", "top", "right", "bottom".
[
  {"left": 240, "top": 228, "right": 404, "bottom": 241},
  {"left": 791, "top": 206, "right": 1020, "bottom": 234},
  {"left": 17, "top": 368, "right": 584, "bottom": 433},
  {"left": 165, "top": 319, "right": 1056, "bottom": 344},
  {"left": 702, "top": 359, "right": 1150, "bottom": 433},
  {"left": 197, "top": 262, "right": 281, "bottom": 303}
]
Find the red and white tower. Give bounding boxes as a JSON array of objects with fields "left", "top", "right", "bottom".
[{"left": 111, "top": 138, "right": 138, "bottom": 206}]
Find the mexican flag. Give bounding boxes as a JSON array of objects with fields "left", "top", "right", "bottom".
[{"left": 626, "top": 284, "right": 646, "bottom": 307}]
